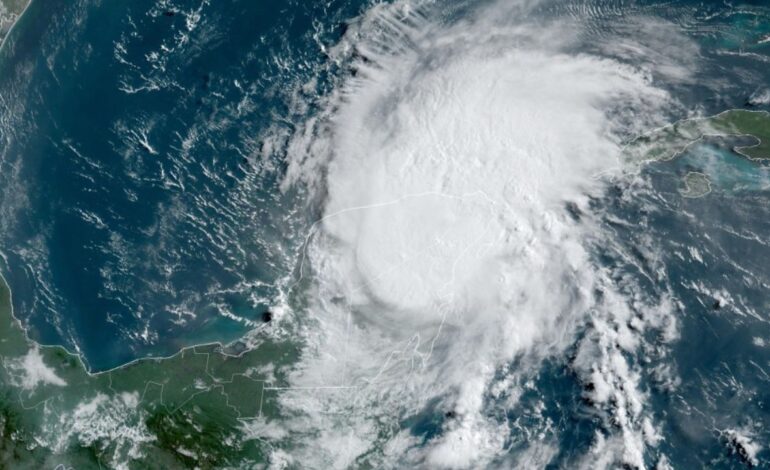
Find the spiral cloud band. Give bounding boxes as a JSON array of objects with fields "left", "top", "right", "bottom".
[{"left": 277, "top": 1, "right": 689, "bottom": 467}]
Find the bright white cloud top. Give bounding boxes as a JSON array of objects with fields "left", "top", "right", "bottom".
[
  {"left": 278, "top": 0, "right": 688, "bottom": 467},
  {"left": 2, "top": 0, "right": 770, "bottom": 467}
]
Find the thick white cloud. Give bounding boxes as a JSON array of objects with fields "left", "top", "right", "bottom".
[
  {"left": 4, "top": 346, "right": 67, "bottom": 390},
  {"left": 276, "top": 0, "right": 688, "bottom": 467}
]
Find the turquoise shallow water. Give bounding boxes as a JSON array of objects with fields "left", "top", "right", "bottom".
[
  {"left": 0, "top": 0, "right": 369, "bottom": 370},
  {"left": 2, "top": 0, "right": 770, "bottom": 467},
  {"left": 0, "top": 0, "right": 767, "bottom": 372}
]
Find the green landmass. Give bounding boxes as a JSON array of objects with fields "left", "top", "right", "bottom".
[
  {"left": 0, "top": 275, "right": 298, "bottom": 469},
  {"left": 623, "top": 109, "right": 770, "bottom": 163},
  {"left": 680, "top": 171, "right": 712, "bottom": 199},
  {"left": 0, "top": 0, "right": 29, "bottom": 44}
]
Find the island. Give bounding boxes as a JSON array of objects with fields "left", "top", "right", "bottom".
[
  {"left": 622, "top": 109, "right": 770, "bottom": 198},
  {"left": 680, "top": 172, "right": 712, "bottom": 198},
  {"left": 623, "top": 109, "right": 770, "bottom": 163}
]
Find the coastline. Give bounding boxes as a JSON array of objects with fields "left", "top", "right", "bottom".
[
  {"left": 0, "top": 266, "right": 297, "bottom": 466},
  {"left": 0, "top": 0, "right": 32, "bottom": 53},
  {"left": 0, "top": 0, "right": 285, "bottom": 372},
  {"left": 622, "top": 109, "right": 770, "bottom": 164},
  {"left": 0, "top": 270, "right": 270, "bottom": 377}
]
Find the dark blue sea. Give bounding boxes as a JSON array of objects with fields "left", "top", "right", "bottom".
[
  {"left": 0, "top": 0, "right": 372, "bottom": 370},
  {"left": 2, "top": 0, "right": 770, "bottom": 467}
]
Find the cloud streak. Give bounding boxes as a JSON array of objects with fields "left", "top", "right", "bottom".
[{"left": 276, "top": 0, "right": 691, "bottom": 467}]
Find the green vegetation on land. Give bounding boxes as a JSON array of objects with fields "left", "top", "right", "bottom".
[
  {"left": 623, "top": 109, "right": 770, "bottom": 163},
  {"left": 680, "top": 172, "right": 712, "bottom": 198},
  {"left": 0, "top": 275, "right": 298, "bottom": 468},
  {"left": 623, "top": 109, "right": 770, "bottom": 199}
]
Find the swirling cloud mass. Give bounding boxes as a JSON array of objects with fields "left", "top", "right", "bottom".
[{"left": 276, "top": 0, "right": 688, "bottom": 467}]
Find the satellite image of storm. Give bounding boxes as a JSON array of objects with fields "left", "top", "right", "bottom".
[{"left": 2, "top": 0, "right": 770, "bottom": 469}]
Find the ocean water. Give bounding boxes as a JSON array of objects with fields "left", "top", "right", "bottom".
[
  {"left": 1, "top": 0, "right": 770, "bottom": 467},
  {"left": 0, "top": 0, "right": 371, "bottom": 370}
]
